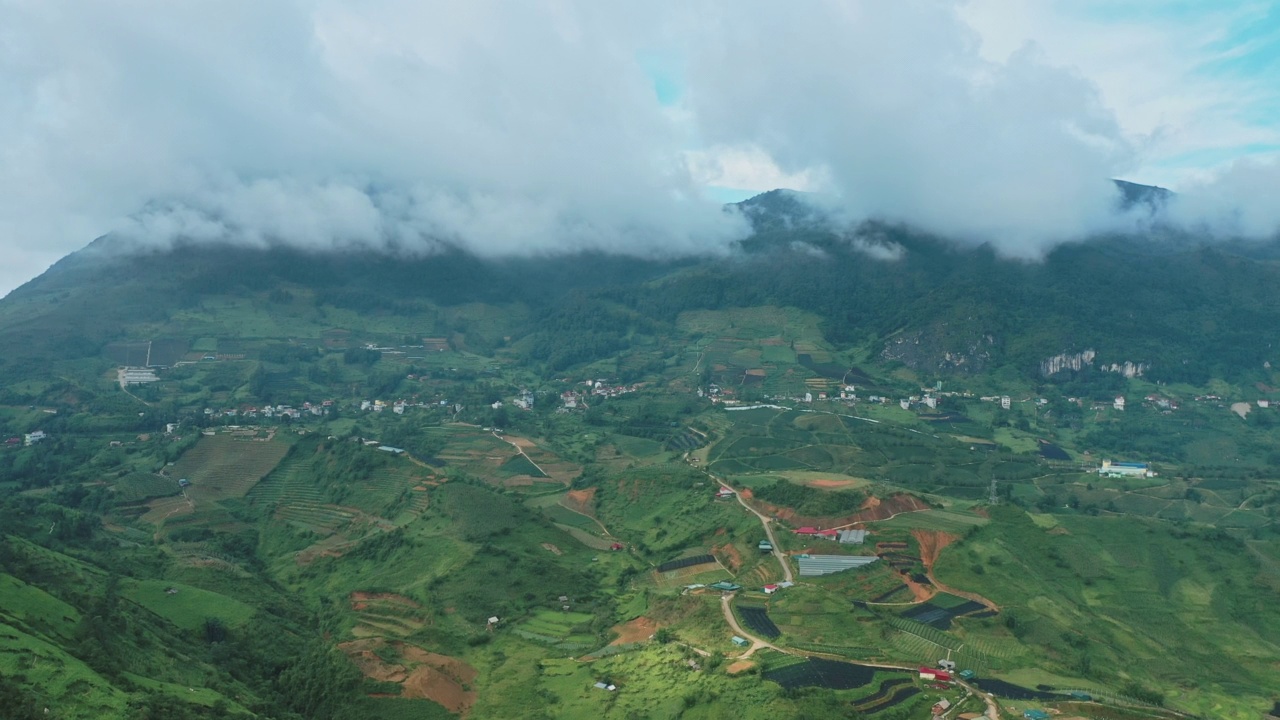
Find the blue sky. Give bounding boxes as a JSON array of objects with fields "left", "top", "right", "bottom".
[{"left": 963, "top": 0, "right": 1280, "bottom": 189}]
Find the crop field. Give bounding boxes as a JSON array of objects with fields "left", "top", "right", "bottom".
[
  {"left": 119, "top": 579, "right": 255, "bottom": 631},
  {"left": 138, "top": 495, "right": 193, "bottom": 525},
  {"left": 111, "top": 472, "right": 179, "bottom": 502},
  {"left": 885, "top": 619, "right": 1003, "bottom": 672},
  {"left": 611, "top": 434, "right": 666, "bottom": 458},
  {"left": 763, "top": 657, "right": 877, "bottom": 690},
  {"left": 656, "top": 554, "right": 716, "bottom": 573},
  {"left": 853, "top": 678, "right": 920, "bottom": 714},
  {"left": 170, "top": 433, "right": 289, "bottom": 501},
  {"left": 276, "top": 501, "right": 356, "bottom": 535},
  {"left": 514, "top": 609, "right": 597, "bottom": 650},
  {"left": 900, "top": 598, "right": 987, "bottom": 629},
  {"left": 707, "top": 406, "right": 1054, "bottom": 499},
  {"left": 498, "top": 453, "right": 547, "bottom": 478},
  {"left": 737, "top": 605, "right": 781, "bottom": 638}
]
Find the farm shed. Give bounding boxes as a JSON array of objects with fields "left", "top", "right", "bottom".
[
  {"left": 731, "top": 636, "right": 749, "bottom": 647},
  {"left": 1023, "top": 711, "right": 1050, "bottom": 720},
  {"left": 710, "top": 581, "right": 742, "bottom": 592},
  {"left": 797, "top": 555, "right": 879, "bottom": 577},
  {"left": 758, "top": 540, "right": 773, "bottom": 552}
]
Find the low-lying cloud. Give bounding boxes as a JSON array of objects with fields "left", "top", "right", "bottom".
[{"left": 3, "top": 1, "right": 1279, "bottom": 295}]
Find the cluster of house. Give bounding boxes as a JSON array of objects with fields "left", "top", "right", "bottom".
[
  {"left": 560, "top": 379, "right": 641, "bottom": 410},
  {"left": 3, "top": 430, "right": 47, "bottom": 448},
  {"left": 205, "top": 401, "right": 334, "bottom": 420}
]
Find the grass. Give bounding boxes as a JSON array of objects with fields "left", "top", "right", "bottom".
[
  {"left": 119, "top": 579, "right": 256, "bottom": 631},
  {"left": 0, "top": 624, "right": 129, "bottom": 719},
  {"left": 0, "top": 573, "right": 82, "bottom": 640},
  {"left": 932, "top": 506, "right": 1280, "bottom": 719},
  {"left": 875, "top": 509, "right": 988, "bottom": 534}
]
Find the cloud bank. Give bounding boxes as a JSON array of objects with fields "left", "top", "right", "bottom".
[{"left": 3, "top": 1, "right": 1280, "bottom": 294}]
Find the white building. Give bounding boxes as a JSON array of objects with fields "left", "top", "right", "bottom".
[
  {"left": 1114, "top": 396, "right": 1126, "bottom": 411},
  {"left": 23, "top": 430, "right": 46, "bottom": 446},
  {"left": 1098, "top": 460, "right": 1153, "bottom": 478},
  {"left": 1000, "top": 396, "right": 1011, "bottom": 410},
  {"left": 117, "top": 366, "right": 159, "bottom": 387}
]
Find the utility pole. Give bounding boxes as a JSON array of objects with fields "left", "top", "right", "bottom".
[{"left": 989, "top": 477, "right": 998, "bottom": 506}]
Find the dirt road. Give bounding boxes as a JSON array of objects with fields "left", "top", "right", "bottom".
[
  {"left": 720, "top": 594, "right": 783, "bottom": 658},
  {"left": 688, "top": 459, "right": 793, "bottom": 584}
]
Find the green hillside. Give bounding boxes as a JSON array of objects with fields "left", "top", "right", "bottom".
[{"left": 1, "top": 199, "right": 1279, "bottom": 718}]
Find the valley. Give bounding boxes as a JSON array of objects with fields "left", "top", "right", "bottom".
[{"left": 1, "top": 218, "right": 1280, "bottom": 720}]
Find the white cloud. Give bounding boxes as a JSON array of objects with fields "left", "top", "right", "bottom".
[
  {"left": 3, "top": 0, "right": 1280, "bottom": 296},
  {"left": 959, "top": 0, "right": 1280, "bottom": 189},
  {"left": 684, "top": 145, "right": 828, "bottom": 193}
]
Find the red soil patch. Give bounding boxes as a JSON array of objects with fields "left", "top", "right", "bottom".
[
  {"left": 610, "top": 616, "right": 658, "bottom": 645},
  {"left": 739, "top": 488, "right": 754, "bottom": 500},
  {"left": 715, "top": 542, "right": 743, "bottom": 572},
  {"left": 563, "top": 487, "right": 597, "bottom": 516},
  {"left": 752, "top": 492, "right": 929, "bottom": 530},
  {"left": 503, "top": 435, "right": 538, "bottom": 450},
  {"left": 911, "top": 530, "right": 960, "bottom": 571},
  {"left": 808, "top": 479, "right": 858, "bottom": 489},
  {"left": 339, "top": 639, "right": 478, "bottom": 716},
  {"left": 909, "top": 529, "right": 1000, "bottom": 611},
  {"left": 726, "top": 660, "right": 756, "bottom": 674}
]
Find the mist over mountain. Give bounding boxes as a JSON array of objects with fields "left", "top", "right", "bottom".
[
  {"left": 6, "top": 1, "right": 1280, "bottom": 297},
  {"left": 4, "top": 184, "right": 1278, "bottom": 399}
]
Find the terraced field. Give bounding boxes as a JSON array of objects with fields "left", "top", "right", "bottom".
[
  {"left": 513, "top": 610, "right": 598, "bottom": 651},
  {"left": 170, "top": 434, "right": 289, "bottom": 501},
  {"left": 349, "top": 592, "right": 429, "bottom": 638}
]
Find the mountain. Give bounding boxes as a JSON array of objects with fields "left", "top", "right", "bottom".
[
  {"left": 2, "top": 188, "right": 1279, "bottom": 399},
  {"left": 2, "top": 191, "right": 1280, "bottom": 719}
]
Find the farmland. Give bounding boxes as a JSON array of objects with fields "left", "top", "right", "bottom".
[
  {"left": 761, "top": 656, "right": 878, "bottom": 690},
  {"left": 736, "top": 605, "right": 781, "bottom": 639},
  {"left": 169, "top": 432, "right": 290, "bottom": 502}
]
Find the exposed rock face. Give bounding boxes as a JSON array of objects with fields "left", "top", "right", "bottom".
[
  {"left": 1040, "top": 350, "right": 1096, "bottom": 375},
  {"left": 881, "top": 323, "right": 995, "bottom": 374},
  {"left": 1040, "top": 349, "right": 1147, "bottom": 377}
]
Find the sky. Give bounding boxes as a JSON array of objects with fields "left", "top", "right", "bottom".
[{"left": 2, "top": 1, "right": 1280, "bottom": 296}]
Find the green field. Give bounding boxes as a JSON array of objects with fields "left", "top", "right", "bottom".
[{"left": 119, "top": 579, "right": 256, "bottom": 631}]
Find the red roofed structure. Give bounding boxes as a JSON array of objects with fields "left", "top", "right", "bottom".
[{"left": 794, "top": 527, "right": 819, "bottom": 535}]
